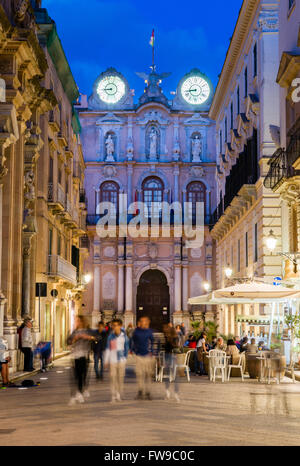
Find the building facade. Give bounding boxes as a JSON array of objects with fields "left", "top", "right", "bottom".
[
  {"left": 78, "top": 67, "right": 217, "bottom": 331},
  {"left": 265, "top": 0, "right": 300, "bottom": 284},
  {"left": 209, "top": 0, "right": 283, "bottom": 337},
  {"left": 0, "top": 0, "right": 87, "bottom": 372}
]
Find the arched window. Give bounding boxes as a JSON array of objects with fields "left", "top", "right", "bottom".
[
  {"left": 187, "top": 181, "right": 206, "bottom": 219},
  {"left": 100, "top": 181, "right": 119, "bottom": 212},
  {"left": 142, "top": 177, "right": 164, "bottom": 218}
]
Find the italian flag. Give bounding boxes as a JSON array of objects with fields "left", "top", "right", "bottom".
[{"left": 149, "top": 29, "right": 155, "bottom": 47}]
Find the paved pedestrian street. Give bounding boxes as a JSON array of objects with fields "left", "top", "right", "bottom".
[{"left": 1, "top": 356, "right": 300, "bottom": 446}]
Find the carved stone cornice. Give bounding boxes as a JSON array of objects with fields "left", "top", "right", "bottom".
[{"left": 0, "top": 102, "right": 19, "bottom": 178}]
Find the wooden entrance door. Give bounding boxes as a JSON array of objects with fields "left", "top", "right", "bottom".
[{"left": 136, "top": 270, "right": 169, "bottom": 332}]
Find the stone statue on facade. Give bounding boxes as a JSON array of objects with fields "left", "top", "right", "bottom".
[
  {"left": 191, "top": 135, "right": 202, "bottom": 162},
  {"left": 149, "top": 127, "right": 157, "bottom": 159},
  {"left": 105, "top": 134, "right": 115, "bottom": 161}
]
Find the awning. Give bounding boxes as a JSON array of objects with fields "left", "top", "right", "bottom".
[
  {"left": 236, "top": 315, "right": 283, "bottom": 325},
  {"left": 188, "top": 281, "right": 300, "bottom": 305}
]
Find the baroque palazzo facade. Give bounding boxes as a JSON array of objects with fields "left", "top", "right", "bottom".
[
  {"left": 209, "top": 0, "right": 283, "bottom": 337},
  {"left": 0, "top": 0, "right": 87, "bottom": 371},
  {"left": 78, "top": 67, "right": 217, "bottom": 330}
]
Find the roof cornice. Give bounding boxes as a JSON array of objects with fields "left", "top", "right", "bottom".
[{"left": 209, "top": 0, "right": 260, "bottom": 121}]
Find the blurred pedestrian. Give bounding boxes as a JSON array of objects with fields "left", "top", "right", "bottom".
[
  {"left": 0, "top": 336, "right": 11, "bottom": 386},
  {"left": 34, "top": 341, "right": 51, "bottom": 372},
  {"left": 104, "top": 318, "right": 129, "bottom": 403},
  {"left": 92, "top": 321, "right": 107, "bottom": 380},
  {"left": 196, "top": 332, "right": 208, "bottom": 375},
  {"left": 132, "top": 316, "right": 154, "bottom": 401},
  {"left": 163, "top": 324, "right": 180, "bottom": 402},
  {"left": 21, "top": 316, "right": 34, "bottom": 372},
  {"left": 67, "top": 315, "right": 95, "bottom": 406}
]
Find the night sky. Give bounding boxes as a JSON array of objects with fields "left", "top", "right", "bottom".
[{"left": 43, "top": 0, "right": 243, "bottom": 102}]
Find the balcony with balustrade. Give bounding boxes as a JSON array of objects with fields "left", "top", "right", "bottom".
[
  {"left": 264, "top": 117, "right": 300, "bottom": 192},
  {"left": 48, "top": 254, "right": 77, "bottom": 285},
  {"left": 47, "top": 182, "right": 65, "bottom": 213}
]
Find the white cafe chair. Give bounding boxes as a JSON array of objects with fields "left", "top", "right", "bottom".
[
  {"left": 173, "top": 350, "right": 193, "bottom": 382},
  {"left": 209, "top": 350, "right": 227, "bottom": 383},
  {"left": 227, "top": 353, "right": 245, "bottom": 381}
]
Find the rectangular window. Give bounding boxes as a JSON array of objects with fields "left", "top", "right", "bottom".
[
  {"left": 48, "top": 228, "right": 53, "bottom": 256},
  {"left": 65, "top": 241, "right": 68, "bottom": 261},
  {"left": 58, "top": 166, "right": 62, "bottom": 185},
  {"left": 230, "top": 102, "right": 233, "bottom": 129},
  {"left": 253, "top": 43, "right": 257, "bottom": 77},
  {"left": 225, "top": 117, "right": 228, "bottom": 143},
  {"left": 49, "top": 157, "right": 53, "bottom": 183},
  {"left": 220, "top": 129, "right": 222, "bottom": 153},
  {"left": 237, "top": 239, "right": 241, "bottom": 272},
  {"left": 254, "top": 223, "right": 258, "bottom": 262},
  {"left": 57, "top": 234, "right": 61, "bottom": 256},
  {"left": 244, "top": 67, "right": 248, "bottom": 98},
  {"left": 245, "top": 232, "right": 249, "bottom": 268},
  {"left": 237, "top": 86, "right": 240, "bottom": 115},
  {"left": 288, "top": 0, "right": 295, "bottom": 11}
]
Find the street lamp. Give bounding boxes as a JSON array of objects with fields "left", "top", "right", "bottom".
[
  {"left": 203, "top": 281, "right": 211, "bottom": 292},
  {"left": 83, "top": 273, "right": 92, "bottom": 284},
  {"left": 266, "top": 229, "right": 277, "bottom": 252},
  {"left": 224, "top": 266, "right": 233, "bottom": 279}
]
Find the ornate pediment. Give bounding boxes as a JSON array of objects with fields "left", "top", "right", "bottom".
[
  {"left": 136, "top": 110, "right": 170, "bottom": 126},
  {"left": 96, "top": 113, "right": 124, "bottom": 125},
  {"left": 183, "top": 113, "right": 211, "bottom": 126}
]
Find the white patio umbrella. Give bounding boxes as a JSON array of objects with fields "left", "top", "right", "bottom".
[
  {"left": 188, "top": 281, "right": 300, "bottom": 305},
  {"left": 188, "top": 281, "right": 300, "bottom": 348}
]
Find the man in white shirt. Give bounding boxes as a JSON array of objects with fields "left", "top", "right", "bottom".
[{"left": 21, "top": 317, "right": 34, "bottom": 372}]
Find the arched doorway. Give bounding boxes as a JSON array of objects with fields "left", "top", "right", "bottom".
[{"left": 136, "top": 270, "right": 170, "bottom": 332}]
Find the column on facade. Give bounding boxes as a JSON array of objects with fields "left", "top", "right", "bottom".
[
  {"left": 174, "top": 265, "right": 182, "bottom": 312},
  {"left": 127, "top": 165, "right": 133, "bottom": 207},
  {"left": 174, "top": 165, "right": 179, "bottom": 203},
  {"left": 95, "top": 189, "right": 100, "bottom": 214},
  {"left": 224, "top": 306, "right": 229, "bottom": 335},
  {"left": 117, "top": 264, "right": 124, "bottom": 313},
  {"left": 205, "top": 190, "right": 211, "bottom": 223},
  {"left": 22, "top": 233, "right": 34, "bottom": 317},
  {"left": 125, "top": 264, "right": 133, "bottom": 312},
  {"left": 182, "top": 265, "right": 188, "bottom": 312},
  {"left": 93, "top": 264, "right": 101, "bottom": 313}
]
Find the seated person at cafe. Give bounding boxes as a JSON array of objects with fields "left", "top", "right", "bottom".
[
  {"left": 216, "top": 337, "right": 226, "bottom": 351},
  {"left": 226, "top": 339, "right": 246, "bottom": 374},
  {"left": 246, "top": 338, "right": 258, "bottom": 354}
]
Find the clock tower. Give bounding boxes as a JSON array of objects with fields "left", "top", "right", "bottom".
[{"left": 78, "top": 64, "right": 217, "bottom": 330}]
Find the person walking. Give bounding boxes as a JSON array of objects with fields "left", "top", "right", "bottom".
[
  {"left": 104, "top": 318, "right": 129, "bottom": 403},
  {"left": 21, "top": 317, "right": 34, "bottom": 372},
  {"left": 196, "top": 332, "right": 208, "bottom": 375},
  {"left": 92, "top": 321, "right": 107, "bottom": 380},
  {"left": 67, "top": 315, "right": 95, "bottom": 406},
  {"left": 162, "top": 324, "right": 180, "bottom": 402},
  {"left": 0, "top": 336, "right": 11, "bottom": 386},
  {"left": 132, "top": 316, "right": 154, "bottom": 401}
]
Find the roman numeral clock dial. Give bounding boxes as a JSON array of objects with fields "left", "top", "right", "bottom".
[
  {"left": 181, "top": 76, "right": 210, "bottom": 105},
  {"left": 97, "top": 75, "right": 126, "bottom": 104}
]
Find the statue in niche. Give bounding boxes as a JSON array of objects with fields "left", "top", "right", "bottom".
[
  {"left": 105, "top": 134, "right": 115, "bottom": 161},
  {"left": 191, "top": 135, "right": 202, "bottom": 162},
  {"left": 149, "top": 127, "right": 158, "bottom": 159}
]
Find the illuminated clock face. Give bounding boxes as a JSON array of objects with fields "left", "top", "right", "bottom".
[
  {"left": 97, "top": 75, "right": 126, "bottom": 104},
  {"left": 181, "top": 76, "right": 210, "bottom": 105}
]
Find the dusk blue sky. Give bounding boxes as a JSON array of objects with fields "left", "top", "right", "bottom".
[{"left": 43, "top": 0, "right": 243, "bottom": 102}]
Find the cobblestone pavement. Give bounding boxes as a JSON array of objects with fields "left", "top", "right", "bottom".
[{"left": 1, "top": 356, "right": 300, "bottom": 446}]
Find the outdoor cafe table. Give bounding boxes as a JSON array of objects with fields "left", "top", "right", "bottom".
[
  {"left": 256, "top": 352, "right": 285, "bottom": 384},
  {"left": 206, "top": 354, "right": 231, "bottom": 381}
]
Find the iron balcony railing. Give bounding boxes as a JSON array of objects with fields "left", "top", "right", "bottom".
[
  {"left": 264, "top": 148, "right": 287, "bottom": 190},
  {"left": 264, "top": 117, "right": 300, "bottom": 190},
  {"left": 47, "top": 183, "right": 65, "bottom": 208},
  {"left": 48, "top": 255, "right": 77, "bottom": 285}
]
